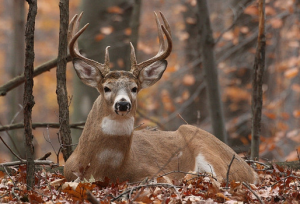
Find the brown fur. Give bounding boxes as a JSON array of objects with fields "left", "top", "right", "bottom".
[{"left": 64, "top": 92, "right": 258, "bottom": 184}]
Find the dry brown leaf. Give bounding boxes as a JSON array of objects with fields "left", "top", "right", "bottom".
[{"left": 50, "top": 178, "right": 66, "bottom": 189}]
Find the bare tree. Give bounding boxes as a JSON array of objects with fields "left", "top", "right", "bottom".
[
  {"left": 7, "top": 0, "right": 25, "bottom": 158},
  {"left": 24, "top": 0, "right": 37, "bottom": 189},
  {"left": 251, "top": 0, "right": 265, "bottom": 160},
  {"left": 56, "top": 0, "right": 72, "bottom": 161},
  {"left": 196, "top": 0, "right": 227, "bottom": 143}
]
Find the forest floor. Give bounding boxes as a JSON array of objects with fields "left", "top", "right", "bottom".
[{"left": 0, "top": 162, "right": 300, "bottom": 203}]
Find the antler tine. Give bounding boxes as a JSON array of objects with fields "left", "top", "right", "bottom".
[
  {"left": 154, "top": 12, "right": 165, "bottom": 52},
  {"left": 159, "top": 11, "right": 171, "bottom": 37},
  {"left": 68, "top": 13, "right": 111, "bottom": 77},
  {"left": 130, "top": 12, "right": 172, "bottom": 77}
]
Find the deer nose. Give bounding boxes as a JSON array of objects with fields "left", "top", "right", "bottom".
[{"left": 115, "top": 101, "right": 131, "bottom": 112}]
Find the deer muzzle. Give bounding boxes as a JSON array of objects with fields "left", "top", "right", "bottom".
[{"left": 115, "top": 101, "right": 131, "bottom": 116}]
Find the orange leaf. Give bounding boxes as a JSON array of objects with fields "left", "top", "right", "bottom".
[
  {"left": 265, "top": 6, "right": 276, "bottom": 16},
  {"left": 124, "top": 28, "right": 131, "bottom": 36},
  {"left": 284, "top": 68, "right": 299, "bottom": 79},
  {"left": 270, "top": 18, "right": 283, "bottom": 29},
  {"left": 95, "top": 34, "right": 105, "bottom": 41},
  {"left": 281, "top": 112, "right": 290, "bottom": 120},
  {"left": 264, "top": 112, "right": 276, "bottom": 119},
  {"left": 292, "top": 84, "right": 300, "bottom": 92},
  {"left": 182, "top": 74, "right": 195, "bottom": 86},
  {"left": 244, "top": 5, "right": 259, "bottom": 16},
  {"left": 293, "top": 110, "right": 300, "bottom": 118},
  {"left": 107, "top": 6, "right": 123, "bottom": 14}
]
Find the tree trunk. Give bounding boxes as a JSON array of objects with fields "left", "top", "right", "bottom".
[
  {"left": 250, "top": 0, "right": 265, "bottom": 160},
  {"left": 56, "top": 0, "right": 72, "bottom": 161},
  {"left": 196, "top": 0, "right": 227, "bottom": 143},
  {"left": 7, "top": 0, "right": 25, "bottom": 159},
  {"left": 24, "top": 0, "right": 37, "bottom": 189}
]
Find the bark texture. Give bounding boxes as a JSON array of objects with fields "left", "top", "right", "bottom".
[
  {"left": 250, "top": 0, "right": 265, "bottom": 160},
  {"left": 197, "top": 0, "right": 227, "bottom": 143},
  {"left": 56, "top": 0, "right": 72, "bottom": 161},
  {"left": 8, "top": 0, "right": 25, "bottom": 158},
  {"left": 24, "top": 0, "right": 37, "bottom": 189}
]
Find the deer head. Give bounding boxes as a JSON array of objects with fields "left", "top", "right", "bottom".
[{"left": 68, "top": 12, "right": 172, "bottom": 119}]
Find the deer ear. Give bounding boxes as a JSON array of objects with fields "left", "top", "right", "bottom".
[
  {"left": 138, "top": 60, "right": 167, "bottom": 89},
  {"left": 73, "top": 59, "right": 102, "bottom": 88}
]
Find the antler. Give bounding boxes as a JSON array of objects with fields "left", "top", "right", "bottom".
[
  {"left": 130, "top": 12, "right": 172, "bottom": 77},
  {"left": 68, "top": 12, "right": 111, "bottom": 77}
]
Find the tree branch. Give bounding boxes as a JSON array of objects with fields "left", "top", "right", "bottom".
[
  {"left": 0, "top": 55, "right": 71, "bottom": 96},
  {"left": 0, "top": 122, "right": 85, "bottom": 132}
]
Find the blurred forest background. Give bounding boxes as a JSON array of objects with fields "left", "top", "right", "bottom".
[{"left": 0, "top": 0, "right": 300, "bottom": 164}]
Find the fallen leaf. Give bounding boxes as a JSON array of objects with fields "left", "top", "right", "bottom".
[{"left": 107, "top": 6, "right": 123, "bottom": 14}]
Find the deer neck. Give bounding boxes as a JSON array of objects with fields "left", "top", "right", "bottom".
[{"left": 77, "top": 95, "right": 135, "bottom": 168}]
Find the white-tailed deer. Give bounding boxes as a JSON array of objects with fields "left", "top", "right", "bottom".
[{"left": 64, "top": 12, "right": 258, "bottom": 184}]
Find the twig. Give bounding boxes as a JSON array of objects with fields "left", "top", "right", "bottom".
[
  {"left": 12, "top": 187, "right": 20, "bottom": 201},
  {"left": 0, "top": 135, "right": 23, "bottom": 162},
  {"left": 10, "top": 104, "right": 23, "bottom": 124},
  {"left": 242, "top": 182, "right": 265, "bottom": 204},
  {"left": 0, "top": 120, "right": 22, "bottom": 156},
  {"left": 0, "top": 121, "right": 85, "bottom": 132},
  {"left": 136, "top": 110, "right": 165, "bottom": 130},
  {"left": 1, "top": 165, "right": 16, "bottom": 186},
  {"left": 245, "top": 160, "right": 271, "bottom": 169},
  {"left": 178, "top": 114, "right": 188, "bottom": 124},
  {"left": 226, "top": 154, "right": 236, "bottom": 188},
  {"left": 134, "top": 123, "right": 144, "bottom": 129},
  {"left": 0, "top": 55, "right": 72, "bottom": 96},
  {"left": 111, "top": 183, "right": 178, "bottom": 202},
  {"left": 155, "top": 170, "right": 217, "bottom": 182},
  {"left": 38, "top": 152, "right": 51, "bottom": 160},
  {"left": 86, "top": 190, "right": 100, "bottom": 204},
  {"left": 0, "top": 160, "right": 56, "bottom": 167}
]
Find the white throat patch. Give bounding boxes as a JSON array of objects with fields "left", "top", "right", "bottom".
[{"left": 101, "top": 116, "right": 134, "bottom": 136}]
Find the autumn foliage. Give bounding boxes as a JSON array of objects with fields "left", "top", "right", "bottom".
[{"left": 1, "top": 164, "right": 300, "bottom": 203}]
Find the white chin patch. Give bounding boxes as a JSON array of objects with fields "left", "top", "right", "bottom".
[{"left": 101, "top": 116, "right": 134, "bottom": 136}]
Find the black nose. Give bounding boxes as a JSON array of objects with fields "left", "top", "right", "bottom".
[{"left": 115, "top": 101, "right": 131, "bottom": 112}]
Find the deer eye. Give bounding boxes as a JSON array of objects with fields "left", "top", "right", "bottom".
[
  {"left": 104, "top": 87, "right": 111, "bottom": 93},
  {"left": 131, "top": 87, "right": 137, "bottom": 93}
]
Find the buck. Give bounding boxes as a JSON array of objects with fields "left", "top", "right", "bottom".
[{"left": 64, "top": 12, "right": 258, "bottom": 184}]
